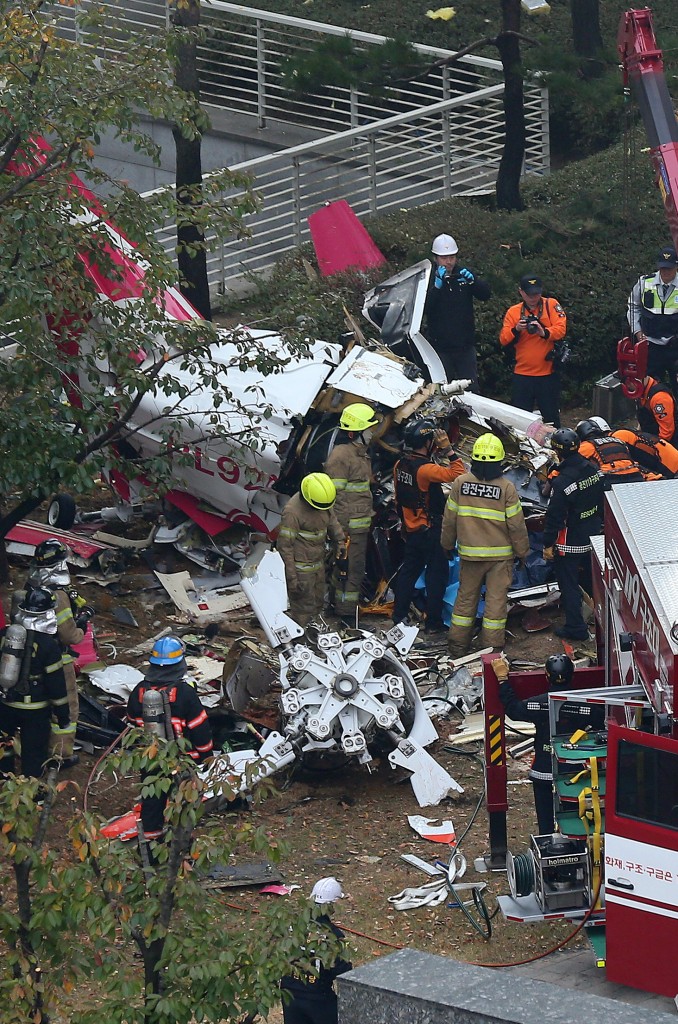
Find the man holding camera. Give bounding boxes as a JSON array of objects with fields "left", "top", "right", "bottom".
[{"left": 499, "top": 275, "right": 567, "bottom": 427}]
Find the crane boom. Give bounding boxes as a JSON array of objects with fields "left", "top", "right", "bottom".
[{"left": 618, "top": 7, "right": 678, "bottom": 251}]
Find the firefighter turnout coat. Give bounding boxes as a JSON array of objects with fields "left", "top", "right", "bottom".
[
  {"left": 441, "top": 472, "right": 529, "bottom": 651},
  {"left": 325, "top": 439, "right": 373, "bottom": 614},
  {"left": 277, "top": 494, "right": 345, "bottom": 624},
  {"left": 542, "top": 454, "right": 604, "bottom": 554}
]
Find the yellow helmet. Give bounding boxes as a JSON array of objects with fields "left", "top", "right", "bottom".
[
  {"left": 339, "top": 403, "right": 378, "bottom": 432},
  {"left": 472, "top": 433, "right": 505, "bottom": 462},
  {"left": 301, "top": 473, "right": 337, "bottom": 510}
]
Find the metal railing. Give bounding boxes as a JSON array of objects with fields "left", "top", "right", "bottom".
[{"left": 54, "top": 0, "right": 550, "bottom": 294}]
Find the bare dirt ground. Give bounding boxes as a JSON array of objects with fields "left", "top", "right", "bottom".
[{"left": 0, "top": 533, "right": 596, "bottom": 992}]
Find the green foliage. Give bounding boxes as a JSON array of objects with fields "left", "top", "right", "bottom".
[
  {"left": 280, "top": 33, "right": 428, "bottom": 97},
  {"left": 0, "top": 0, "right": 305, "bottom": 525},
  {"left": 0, "top": 736, "right": 338, "bottom": 1024}
]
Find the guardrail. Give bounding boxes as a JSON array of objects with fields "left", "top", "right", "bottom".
[{"left": 57, "top": 0, "right": 549, "bottom": 294}]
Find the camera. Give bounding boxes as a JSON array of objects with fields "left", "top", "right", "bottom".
[{"left": 525, "top": 314, "right": 541, "bottom": 335}]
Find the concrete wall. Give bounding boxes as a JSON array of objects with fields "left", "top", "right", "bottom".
[{"left": 337, "top": 949, "right": 677, "bottom": 1024}]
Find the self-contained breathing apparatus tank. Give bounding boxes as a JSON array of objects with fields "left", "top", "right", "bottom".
[
  {"left": 0, "top": 623, "right": 28, "bottom": 692},
  {"left": 141, "top": 688, "right": 175, "bottom": 741}
]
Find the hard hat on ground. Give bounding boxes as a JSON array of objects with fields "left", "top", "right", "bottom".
[
  {"left": 472, "top": 433, "right": 505, "bottom": 462},
  {"left": 311, "top": 876, "right": 345, "bottom": 904},
  {"left": 21, "top": 587, "right": 57, "bottom": 614},
  {"left": 34, "top": 538, "right": 69, "bottom": 568},
  {"left": 550, "top": 427, "right": 579, "bottom": 458},
  {"left": 339, "top": 403, "right": 378, "bottom": 433},
  {"left": 431, "top": 233, "right": 458, "bottom": 256},
  {"left": 545, "top": 654, "right": 574, "bottom": 688},
  {"left": 150, "top": 636, "right": 186, "bottom": 666},
  {"left": 301, "top": 473, "right": 337, "bottom": 510},
  {"left": 402, "top": 418, "right": 437, "bottom": 451}
]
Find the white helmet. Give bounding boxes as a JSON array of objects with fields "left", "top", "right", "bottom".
[
  {"left": 590, "top": 415, "right": 610, "bottom": 432},
  {"left": 310, "top": 876, "right": 345, "bottom": 904},
  {"left": 431, "top": 233, "right": 458, "bottom": 256}
]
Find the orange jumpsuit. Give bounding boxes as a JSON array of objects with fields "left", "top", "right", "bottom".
[{"left": 637, "top": 377, "right": 677, "bottom": 443}]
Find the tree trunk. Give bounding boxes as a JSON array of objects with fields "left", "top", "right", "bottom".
[
  {"left": 171, "top": 0, "right": 212, "bottom": 321},
  {"left": 570, "top": 0, "right": 603, "bottom": 57},
  {"left": 495, "top": 0, "right": 525, "bottom": 211}
]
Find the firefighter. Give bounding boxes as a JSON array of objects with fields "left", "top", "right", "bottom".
[
  {"left": 494, "top": 654, "right": 604, "bottom": 836},
  {"left": 499, "top": 274, "right": 567, "bottom": 427},
  {"left": 392, "top": 418, "right": 465, "bottom": 632},
  {"left": 627, "top": 245, "right": 678, "bottom": 382},
  {"left": 278, "top": 473, "right": 345, "bottom": 627},
  {"left": 612, "top": 426, "right": 678, "bottom": 477},
  {"left": 543, "top": 428, "right": 604, "bottom": 641},
  {"left": 126, "top": 636, "right": 213, "bottom": 839},
  {"left": 635, "top": 375, "right": 678, "bottom": 444},
  {"left": 280, "top": 876, "right": 353, "bottom": 1024},
  {"left": 324, "top": 403, "right": 378, "bottom": 620},
  {"left": 423, "top": 233, "right": 491, "bottom": 386},
  {"left": 575, "top": 418, "right": 660, "bottom": 486},
  {"left": 27, "top": 538, "right": 93, "bottom": 768},
  {"left": 441, "top": 433, "right": 529, "bottom": 656},
  {"left": 0, "top": 588, "right": 72, "bottom": 778}
]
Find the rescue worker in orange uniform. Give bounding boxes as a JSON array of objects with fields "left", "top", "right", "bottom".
[
  {"left": 392, "top": 418, "right": 465, "bottom": 632},
  {"left": 575, "top": 418, "right": 660, "bottom": 486},
  {"left": 324, "top": 403, "right": 378, "bottom": 620},
  {"left": 441, "top": 433, "right": 529, "bottom": 656},
  {"left": 499, "top": 275, "right": 567, "bottom": 427},
  {"left": 612, "top": 427, "right": 678, "bottom": 478},
  {"left": 636, "top": 375, "right": 678, "bottom": 444},
  {"left": 278, "top": 473, "right": 345, "bottom": 627}
]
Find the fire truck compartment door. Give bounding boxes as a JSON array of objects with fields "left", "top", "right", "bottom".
[{"left": 605, "top": 723, "right": 678, "bottom": 997}]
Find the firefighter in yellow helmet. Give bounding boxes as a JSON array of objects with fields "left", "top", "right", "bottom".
[
  {"left": 277, "top": 473, "right": 345, "bottom": 626},
  {"left": 441, "top": 433, "right": 529, "bottom": 655},
  {"left": 324, "top": 403, "right": 378, "bottom": 620}
]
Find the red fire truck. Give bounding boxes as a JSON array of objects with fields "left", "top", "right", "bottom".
[{"left": 485, "top": 9, "right": 678, "bottom": 998}]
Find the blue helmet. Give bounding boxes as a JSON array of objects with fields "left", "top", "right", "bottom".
[{"left": 149, "top": 636, "right": 186, "bottom": 666}]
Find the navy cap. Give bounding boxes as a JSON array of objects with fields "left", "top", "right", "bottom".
[
  {"left": 657, "top": 246, "right": 678, "bottom": 268},
  {"left": 519, "top": 274, "right": 543, "bottom": 295}
]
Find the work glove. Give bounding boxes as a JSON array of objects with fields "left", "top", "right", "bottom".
[
  {"left": 51, "top": 721, "right": 76, "bottom": 736},
  {"left": 542, "top": 545, "right": 555, "bottom": 561},
  {"left": 433, "top": 428, "right": 451, "bottom": 449},
  {"left": 75, "top": 605, "right": 95, "bottom": 630},
  {"left": 491, "top": 655, "right": 510, "bottom": 682},
  {"left": 458, "top": 268, "right": 475, "bottom": 283},
  {"left": 434, "top": 265, "right": 447, "bottom": 289}
]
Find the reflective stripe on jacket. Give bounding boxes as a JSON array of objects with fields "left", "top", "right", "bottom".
[
  {"left": 440, "top": 472, "right": 530, "bottom": 561},
  {"left": 324, "top": 440, "right": 373, "bottom": 534},
  {"left": 277, "top": 493, "right": 345, "bottom": 589}
]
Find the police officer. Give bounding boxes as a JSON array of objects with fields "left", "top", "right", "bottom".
[
  {"left": 543, "top": 428, "right": 604, "bottom": 641},
  {"left": 27, "top": 538, "right": 92, "bottom": 768},
  {"left": 127, "top": 636, "right": 213, "bottom": 839},
  {"left": 0, "top": 588, "right": 72, "bottom": 778},
  {"left": 627, "top": 245, "right": 678, "bottom": 382},
  {"left": 441, "top": 433, "right": 529, "bottom": 656},
  {"left": 324, "top": 404, "right": 378, "bottom": 620},
  {"left": 575, "top": 418, "right": 657, "bottom": 486},
  {"left": 494, "top": 654, "right": 604, "bottom": 835},
  {"left": 392, "top": 418, "right": 465, "bottom": 632},
  {"left": 280, "top": 876, "right": 353, "bottom": 1024},
  {"left": 423, "top": 233, "right": 491, "bottom": 386},
  {"left": 277, "top": 473, "right": 345, "bottom": 627}
]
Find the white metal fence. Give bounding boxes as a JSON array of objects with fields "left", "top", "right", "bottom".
[{"left": 55, "top": 0, "right": 550, "bottom": 294}]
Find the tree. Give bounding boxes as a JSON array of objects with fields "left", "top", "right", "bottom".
[
  {"left": 495, "top": 0, "right": 525, "bottom": 211},
  {"left": 0, "top": 1, "right": 296, "bottom": 535},
  {"left": 570, "top": 0, "right": 603, "bottom": 67},
  {"left": 0, "top": 738, "right": 337, "bottom": 1023},
  {"left": 170, "top": 0, "right": 213, "bottom": 320}
]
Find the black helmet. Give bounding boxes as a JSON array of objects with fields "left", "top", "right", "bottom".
[
  {"left": 545, "top": 654, "right": 574, "bottom": 688},
  {"left": 550, "top": 427, "right": 579, "bottom": 459},
  {"left": 403, "top": 418, "right": 437, "bottom": 451},
  {"left": 34, "top": 538, "right": 68, "bottom": 567},
  {"left": 21, "top": 587, "right": 57, "bottom": 613},
  {"left": 576, "top": 419, "right": 603, "bottom": 442}
]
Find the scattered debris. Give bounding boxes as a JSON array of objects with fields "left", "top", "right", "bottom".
[
  {"left": 408, "top": 815, "right": 457, "bottom": 845},
  {"left": 155, "top": 570, "right": 250, "bottom": 624}
]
